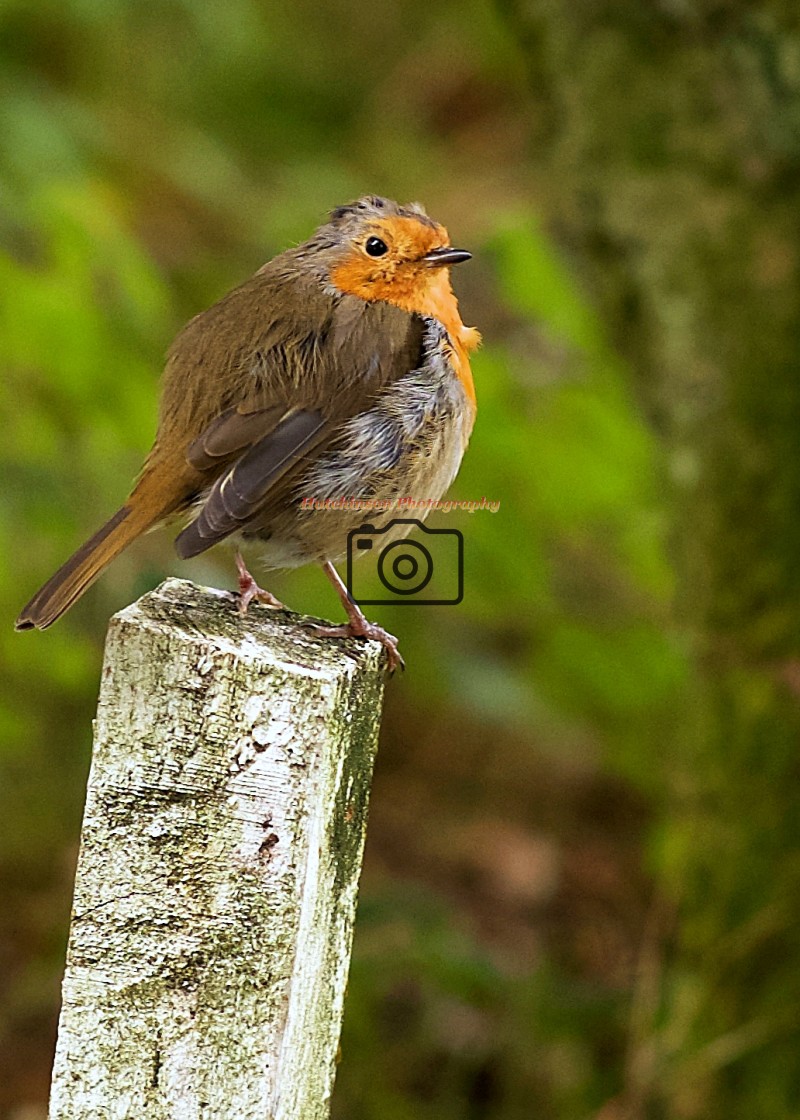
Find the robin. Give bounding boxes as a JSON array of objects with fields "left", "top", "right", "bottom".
[{"left": 15, "top": 195, "right": 480, "bottom": 670}]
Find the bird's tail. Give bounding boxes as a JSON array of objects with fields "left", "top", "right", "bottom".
[{"left": 15, "top": 469, "right": 184, "bottom": 631}]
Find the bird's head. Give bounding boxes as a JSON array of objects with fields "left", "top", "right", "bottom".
[{"left": 307, "top": 196, "right": 473, "bottom": 321}]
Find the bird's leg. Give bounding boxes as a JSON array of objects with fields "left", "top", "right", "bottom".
[
  {"left": 309, "top": 560, "right": 405, "bottom": 673},
  {"left": 234, "top": 549, "right": 285, "bottom": 613}
]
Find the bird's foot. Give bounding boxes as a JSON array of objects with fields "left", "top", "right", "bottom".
[
  {"left": 234, "top": 551, "right": 285, "bottom": 614},
  {"left": 308, "top": 618, "right": 405, "bottom": 674},
  {"left": 314, "top": 559, "right": 405, "bottom": 673}
]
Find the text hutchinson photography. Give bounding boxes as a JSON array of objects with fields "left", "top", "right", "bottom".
[{"left": 299, "top": 495, "right": 501, "bottom": 514}]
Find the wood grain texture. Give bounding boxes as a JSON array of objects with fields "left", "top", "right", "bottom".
[{"left": 48, "top": 578, "right": 386, "bottom": 1120}]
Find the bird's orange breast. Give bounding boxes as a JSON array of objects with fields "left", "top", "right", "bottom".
[{"left": 385, "top": 267, "right": 480, "bottom": 408}]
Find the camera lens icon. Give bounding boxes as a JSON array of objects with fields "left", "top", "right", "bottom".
[
  {"left": 346, "top": 519, "right": 464, "bottom": 606},
  {"left": 377, "top": 540, "right": 434, "bottom": 597}
]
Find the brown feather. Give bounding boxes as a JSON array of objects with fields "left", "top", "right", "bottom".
[
  {"left": 176, "top": 409, "right": 327, "bottom": 557},
  {"left": 185, "top": 404, "right": 287, "bottom": 470}
]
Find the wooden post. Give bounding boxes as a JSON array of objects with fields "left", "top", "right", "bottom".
[{"left": 48, "top": 578, "right": 386, "bottom": 1120}]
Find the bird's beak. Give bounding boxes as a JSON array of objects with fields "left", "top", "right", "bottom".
[{"left": 422, "top": 246, "right": 472, "bottom": 267}]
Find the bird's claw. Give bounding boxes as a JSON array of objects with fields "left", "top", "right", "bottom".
[
  {"left": 234, "top": 551, "right": 285, "bottom": 614},
  {"left": 237, "top": 584, "right": 286, "bottom": 614},
  {"left": 307, "top": 620, "right": 405, "bottom": 673}
]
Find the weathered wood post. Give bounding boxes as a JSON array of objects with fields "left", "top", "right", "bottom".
[{"left": 48, "top": 578, "right": 386, "bottom": 1120}]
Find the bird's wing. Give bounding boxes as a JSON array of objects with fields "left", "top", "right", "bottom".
[
  {"left": 166, "top": 268, "right": 424, "bottom": 558},
  {"left": 175, "top": 408, "right": 328, "bottom": 557},
  {"left": 184, "top": 404, "right": 288, "bottom": 470}
]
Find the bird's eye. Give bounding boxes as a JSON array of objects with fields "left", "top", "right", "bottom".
[{"left": 365, "top": 236, "right": 388, "bottom": 257}]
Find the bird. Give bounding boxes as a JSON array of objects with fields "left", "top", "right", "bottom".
[{"left": 15, "top": 195, "right": 480, "bottom": 671}]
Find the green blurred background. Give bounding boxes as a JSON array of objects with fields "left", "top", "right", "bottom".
[{"left": 3, "top": 1, "right": 800, "bottom": 1117}]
